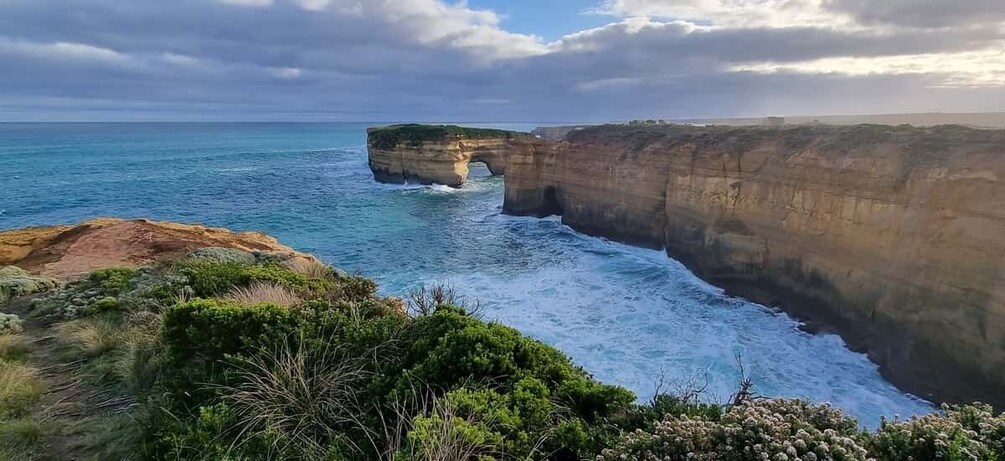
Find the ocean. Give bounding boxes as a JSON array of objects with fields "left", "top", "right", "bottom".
[{"left": 0, "top": 122, "right": 932, "bottom": 425}]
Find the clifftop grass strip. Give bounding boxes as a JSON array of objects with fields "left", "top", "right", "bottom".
[{"left": 367, "top": 124, "right": 525, "bottom": 149}]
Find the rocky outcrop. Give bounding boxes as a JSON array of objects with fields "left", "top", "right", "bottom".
[
  {"left": 0, "top": 218, "right": 313, "bottom": 280},
  {"left": 367, "top": 124, "right": 526, "bottom": 187},
  {"left": 504, "top": 124, "right": 1005, "bottom": 407}
]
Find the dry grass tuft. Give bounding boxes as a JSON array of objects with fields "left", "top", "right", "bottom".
[
  {"left": 54, "top": 318, "right": 125, "bottom": 358},
  {"left": 227, "top": 282, "right": 302, "bottom": 308},
  {"left": 114, "top": 311, "right": 164, "bottom": 393},
  {"left": 0, "top": 334, "right": 32, "bottom": 362},
  {"left": 0, "top": 362, "right": 45, "bottom": 419},
  {"left": 283, "top": 257, "right": 333, "bottom": 279}
]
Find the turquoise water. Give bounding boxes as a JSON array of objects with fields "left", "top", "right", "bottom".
[{"left": 0, "top": 122, "right": 932, "bottom": 425}]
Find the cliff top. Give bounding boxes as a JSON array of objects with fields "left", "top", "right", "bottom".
[
  {"left": 367, "top": 123, "right": 526, "bottom": 149},
  {"left": 564, "top": 123, "right": 1005, "bottom": 165},
  {"left": 0, "top": 218, "right": 312, "bottom": 280}
]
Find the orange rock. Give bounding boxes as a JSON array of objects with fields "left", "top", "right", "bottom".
[{"left": 0, "top": 218, "right": 312, "bottom": 281}]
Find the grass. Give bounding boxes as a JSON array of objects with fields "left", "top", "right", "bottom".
[
  {"left": 54, "top": 318, "right": 126, "bottom": 358},
  {"left": 0, "top": 416, "right": 48, "bottom": 461},
  {"left": 80, "top": 412, "right": 146, "bottom": 461},
  {"left": 0, "top": 361, "right": 45, "bottom": 419},
  {"left": 0, "top": 335, "right": 31, "bottom": 363},
  {"left": 283, "top": 257, "right": 334, "bottom": 280},
  {"left": 227, "top": 282, "right": 302, "bottom": 308},
  {"left": 220, "top": 338, "right": 369, "bottom": 459}
]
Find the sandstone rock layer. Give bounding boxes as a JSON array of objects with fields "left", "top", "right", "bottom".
[
  {"left": 504, "top": 124, "right": 1005, "bottom": 406},
  {"left": 0, "top": 218, "right": 311, "bottom": 280},
  {"left": 367, "top": 125, "right": 525, "bottom": 187}
]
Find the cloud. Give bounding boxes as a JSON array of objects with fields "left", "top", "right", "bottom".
[
  {"left": 731, "top": 47, "right": 1005, "bottom": 88},
  {"left": 823, "top": 0, "right": 1005, "bottom": 29},
  {"left": 593, "top": 0, "right": 854, "bottom": 28},
  {"left": 0, "top": 0, "right": 1001, "bottom": 121},
  {"left": 0, "top": 38, "right": 130, "bottom": 64}
]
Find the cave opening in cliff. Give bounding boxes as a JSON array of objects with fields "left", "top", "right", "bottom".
[
  {"left": 541, "top": 186, "right": 564, "bottom": 217},
  {"left": 468, "top": 161, "right": 494, "bottom": 179}
]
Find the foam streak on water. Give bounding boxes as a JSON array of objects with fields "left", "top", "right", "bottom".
[{"left": 0, "top": 123, "right": 932, "bottom": 426}]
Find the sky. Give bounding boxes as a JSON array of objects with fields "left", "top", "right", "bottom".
[{"left": 0, "top": 0, "right": 1003, "bottom": 122}]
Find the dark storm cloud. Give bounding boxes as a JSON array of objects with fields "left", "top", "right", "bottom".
[
  {"left": 0, "top": 0, "right": 1001, "bottom": 121},
  {"left": 824, "top": 0, "right": 1005, "bottom": 29}
]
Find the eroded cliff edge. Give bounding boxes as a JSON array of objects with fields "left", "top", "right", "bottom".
[
  {"left": 504, "top": 124, "right": 1005, "bottom": 406},
  {"left": 367, "top": 124, "right": 527, "bottom": 187}
]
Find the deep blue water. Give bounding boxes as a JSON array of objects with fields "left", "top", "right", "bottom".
[{"left": 0, "top": 122, "right": 932, "bottom": 425}]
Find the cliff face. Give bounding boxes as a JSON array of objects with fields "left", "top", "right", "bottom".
[
  {"left": 504, "top": 124, "right": 1005, "bottom": 406},
  {"left": 367, "top": 125, "right": 523, "bottom": 187}
]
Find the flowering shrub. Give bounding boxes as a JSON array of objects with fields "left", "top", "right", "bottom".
[
  {"left": 599, "top": 399, "right": 871, "bottom": 461},
  {"left": 871, "top": 403, "right": 1005, "bottom": 460},
  {"left": 0, "top": 313, "right": 24, "bottom": 335},
  {"left": 601, "top": 400, "right": 1005, "bottom": 461}
]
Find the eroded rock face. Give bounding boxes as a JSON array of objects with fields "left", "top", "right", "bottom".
[
  {"left": 504, "top": 124, "right": 1005, "bottom": 406},
  {"left": 367, "top": 125, "right": 525, "bottom": 187},
  {"left": 0, "top": 218, "right": 313, "bottom": 280}
]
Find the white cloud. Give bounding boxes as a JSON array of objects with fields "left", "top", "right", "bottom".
[
  {"left": 216, "top": 0, "right": 274, "bottom": 7},
  {"left": 358, "top": 0, "right": 549, "bottom": 60},
  {"left": 269, "top": 66, "right": 303, "bottom": 79},
  {"left": 594, "top": 0, "right": 854, "bottom": 29},
  {"left": 730, "top": 46, "right": 1005, "bottom": 88},
  {"left": 0, "top": 38, "right": 131, "bottom": 63}
]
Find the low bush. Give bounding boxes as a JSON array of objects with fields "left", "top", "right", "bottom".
[
  {"left": 188, "top": 247, "right": 258, "bottom": 265},
  {"left": 181, "top": 261, "right": 339, "bottom": 298},
  {"left": 88, "top": 268, "right": 140, "bottom": 296},
  {"left": 163, "top": 298, "right": 301, "bottom": 365}
]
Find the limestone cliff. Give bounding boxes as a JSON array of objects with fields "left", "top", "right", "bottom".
[
  {"left": 367, "top": 124, "right": 526, "bottom": 187},
  {"left": 504, "top": 124, "right": 1005, "bottom": 406}
]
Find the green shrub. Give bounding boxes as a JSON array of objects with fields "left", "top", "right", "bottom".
[
  {"left": 86, "top": 296, "right": 121, "bottom": 315},
  {"left": 399, "top": 307, "right": 634, "bottom": 415},
  {"left": 181, "top": 261, "right": 339, "bottom": 298},
  {"left": 157, "top": 403, "right": 258, "bottom": 461},
  {"left": 88, "top": 267, "right": 140, "bottom": 296},
  {"left": 162, "top": 298, "right": 301, "bottom": 363}
]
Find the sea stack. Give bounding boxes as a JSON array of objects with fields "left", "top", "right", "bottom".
[
  {"left": 503, "top": 123, "right": 1005, "bottom": 407},
  {"left": 366, "top": 124, "right": 526, "bottom": 187}
]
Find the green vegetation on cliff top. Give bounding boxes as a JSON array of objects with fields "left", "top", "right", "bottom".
[
  {"left": 367, "top": 124, "right": 524, "bottom": 149},
  {"left": 1, "top": 249, "right": 1003, "bottom": 460}
]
